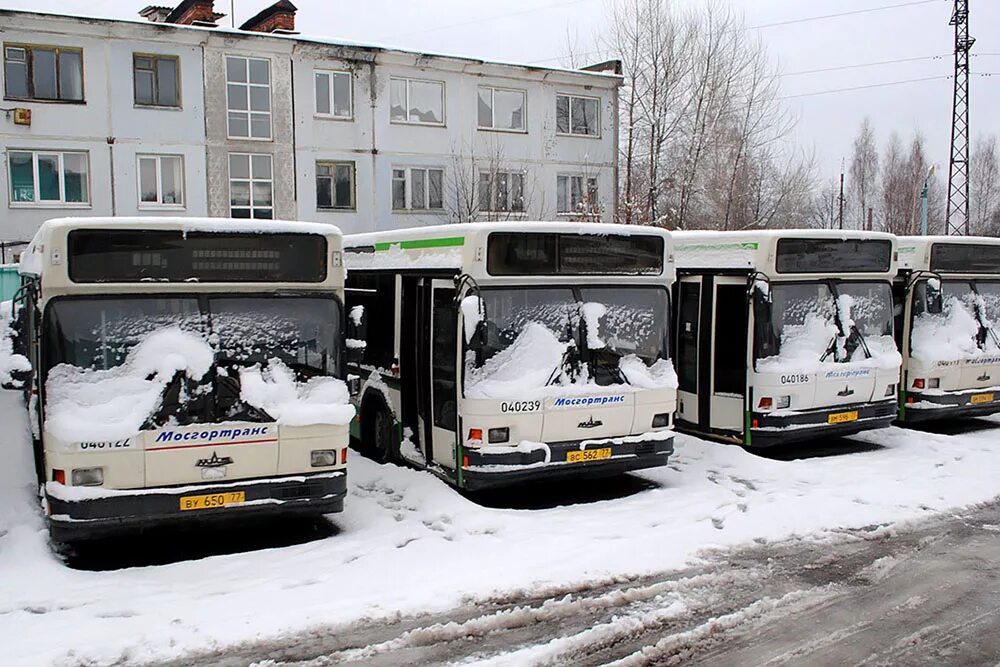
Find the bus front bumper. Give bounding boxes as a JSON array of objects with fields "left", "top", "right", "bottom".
[
  {"left": 460, "top": 432, "right": 674, "bottom": 490},
  {"left": 44, "top": 471, "right": 346, "bottom": 542},
  {"left": 900, "top": 389, "right": 1000, "bottom": 422},
  {"left": 749, "top": 400, "right": 897, "bottom": 447}
]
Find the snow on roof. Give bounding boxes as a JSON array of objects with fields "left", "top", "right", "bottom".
[
  {"left": 346, "top": 221, "right": 671, "bottom": 248},
  {"left": 673, "top": 229, "right": 895, "bottom": 271},
  {"left": 897, "top": 235, "right": 1000, "bottom": 272},
  {"left": 0, "top": 8, "right": 621, "bottom": 84}
]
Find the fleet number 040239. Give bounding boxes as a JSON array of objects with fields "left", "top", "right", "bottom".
[{"left": 500, "top": 400, "right": 541, "bottom": 413}]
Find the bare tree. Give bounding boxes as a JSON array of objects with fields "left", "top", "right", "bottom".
[
  {"left": 444, "top": 138, "right": 548, "bottom": 223},
  {"left": 810, "top": 177, "right": 841, "bottom": 229},
  {"left": 971, "top": 134, "right": 1000, "bottom": 236},
  {"left": 848, "top": 117, "right": 879, "bottom": 230}
]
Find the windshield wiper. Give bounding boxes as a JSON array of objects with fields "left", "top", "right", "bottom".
[
  {"left": 969, "top": 282, "right": 1000, "bottom": 351},
  {"left": 820, "top": 284, "right": 872, "bottom": 363}
]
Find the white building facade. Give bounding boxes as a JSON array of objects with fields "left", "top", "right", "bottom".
[{"left": 0, "top": 4, "right": 620, "bottom": 245}]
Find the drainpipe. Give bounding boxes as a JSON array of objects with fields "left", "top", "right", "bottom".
[
  {"left": 369, "top": 61, "right": 378, "bottom": 233},
  {"left": 107, "top": 137, "right": 116, "bottom": 216}
]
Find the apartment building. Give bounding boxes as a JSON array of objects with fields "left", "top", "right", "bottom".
[{"left": 0, "top": 0, "right": 621, "bottom": 245}]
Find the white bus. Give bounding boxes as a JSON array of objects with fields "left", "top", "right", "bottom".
[
  {"left": 894, "top": 236, "right": 1000, "bottom": 422},
  {"left": 2, "top": 218, "right": 355, "bottom": 541},
  {"left": 672, "top": 230, "right": 901, "bottom": 447},
  {"left": 343, "top": 222, "right": 677, "bottom": 490}
]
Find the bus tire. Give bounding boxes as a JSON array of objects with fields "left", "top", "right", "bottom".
[{"left": 362, "top": 394, "right": 397, "bottom": 464}]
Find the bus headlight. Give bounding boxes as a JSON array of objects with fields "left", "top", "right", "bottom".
[
  {"left": 310, "top": 450, "right": 338, "bottom": 467},
  {"left": 928, "top": 378, "right": 940, "bottom": 389},
  {"left": 885, "top": 383, "right": 896, "bottom": 397},
  {"left": 775, "top": 396, "right": 791, "bottom": 409},
  {"left": 652, "top": 413, "right": 670, "bottom": 428},
  {"left": 488, "top": 427, "right": 509, "bottom": 444},
  {"left": 71, "top": 467, "right": 104, "bottom": 487}
]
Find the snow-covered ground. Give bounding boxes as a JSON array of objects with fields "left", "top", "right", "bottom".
[{"left": 2, "top": 382, "right": 1000, "bottom": 666}]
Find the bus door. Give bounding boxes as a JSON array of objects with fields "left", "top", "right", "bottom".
[
  {"left": 413, "top": 278, "right": 459, "bottom": 470},
  {"left": 676, "top": 275, "right": 747, "bottom": 438},
  {"left": 428, "top": 280, "right": 458, "bottom": 469}
]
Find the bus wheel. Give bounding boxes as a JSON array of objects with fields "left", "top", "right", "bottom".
[{"left": 371, "top": 403, "right": 397, "bottom": 464}]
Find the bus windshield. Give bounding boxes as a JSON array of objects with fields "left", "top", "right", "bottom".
[
  {"left": 466, "top": 286, "right": 672, "bottom": 396},
  {"left": 44, "top": 296, "right": 342, "bottom": 378},
  {"left": 755, "top": 281, "right": 894, "bottom": 370},
  {"left": 911, "top": 279, "right": 1000, "bottom": 357}
]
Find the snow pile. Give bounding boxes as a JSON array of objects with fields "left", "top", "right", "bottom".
[
  {"left": 240, "top": 358, "right": 355, "bottom": 426},
  {"left": 465, "top": 323, "right": 566, "bottom": 399},
  {"left": 910, "top": 295, "right": 991, "bottom": 363},
  {"left": 756, "top": 312, "right": 837, "bottom": 373},
  {"left": 0, "top": 301, "right": 30, "bottom": 388},
  {"left": 45, "top": 327, "right": 213, "bottom": 442},
  {"left": 581, "top": 302, "right": 607, "bottom": 349},
  {"left": 620, "top": 356, "right": 678, "bottom": 389}
]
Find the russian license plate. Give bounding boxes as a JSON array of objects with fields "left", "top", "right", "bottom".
[
  {"left": 179, "top": 491, "right": 245, "bottom": 511},
  {"left": 566, "top": 447, "right": 612, "bottom": 463},
  {"left": 971, "top": 393, "right": 995, "bottom": 405},
  {"left": 828, "top": 411, "right": 859, "bottom": 425}
]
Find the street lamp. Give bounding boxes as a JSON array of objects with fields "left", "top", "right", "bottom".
[{"left": 921, "top": 164, "right": 936, "bottom": 236}]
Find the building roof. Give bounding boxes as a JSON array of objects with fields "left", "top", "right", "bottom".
[{"left": 239, "top": 0, "right": 296, "bottom": 31}]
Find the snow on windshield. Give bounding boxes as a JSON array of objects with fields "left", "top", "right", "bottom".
[
  {"left": 0, "top": 301, "right": 30, "bottom": 388},
  {"left": 910, "top": 281, "right": 1000, "bottom": 363},
  {"left": 45, "top": 327, "right": 214, "bottom": 442},
  {"left": 240, "top": 359, "right": 354, "bottom": 426},
  {"left": 756, "top": 283, "right": 900, "bottom": 373},
  {"left": 465, "top": 290, "right": 676, "bottom": 400}
]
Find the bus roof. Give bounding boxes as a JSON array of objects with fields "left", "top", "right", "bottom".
[
  {"left": 344, "top": 221, "right": 673, "bottom": 275},
  {"left": 20, "top": 217, "right": 342, "bottom": 278},
  {"left": 897, "top": 235, "right": 1000, "bottom": 274},
  {"left": 673, "top": 229, "right": 896, "bottom": 276}
]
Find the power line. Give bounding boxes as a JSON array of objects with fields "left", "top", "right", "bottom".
[
  {"left": 748, "top": 0, "right": 945, "bottom": 30},
  {"left": 778, "top": 75, "right": 952, "bottom": 100},
  {"left": 782, "top": 54, "right": 948, "bottom": 77},
  {"left": 377, "top": 0, "right": 593, "bottom": 42}
]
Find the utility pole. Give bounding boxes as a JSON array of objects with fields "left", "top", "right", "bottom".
[
  {"left": 946, "top": 0, "right": 974, "bottom": 235},
  {"left": 837, "top": 169, "right": 845, "bottom": 230}
]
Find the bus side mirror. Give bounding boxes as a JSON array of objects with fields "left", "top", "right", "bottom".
[
  {"left": 926, "top": 282, "right": 943, "bottom": 315},
  {"left": 346, "top": 305, "right": 368, "bottom": 364}
]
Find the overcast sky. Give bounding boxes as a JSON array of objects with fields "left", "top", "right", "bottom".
[{"left": 5, "top": 0, "right": 998, "bottom": 181}]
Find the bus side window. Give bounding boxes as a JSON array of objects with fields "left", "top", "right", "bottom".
[
  {"left": 346, "top": 272, "right": 396, "bottom": 370},
  {"left": 677, "top": 282, "right": 700, "bottom": 394},
  {"left": 432, "top": 288, "right": 457, "bottom": 431}
]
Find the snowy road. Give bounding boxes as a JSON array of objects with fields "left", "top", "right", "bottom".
[
  {"left": 3, "top": 383, "right": 1000, "bottom": 665},
  {"left": 159, "top": 500, "right": 1000, "bottom": 667}
]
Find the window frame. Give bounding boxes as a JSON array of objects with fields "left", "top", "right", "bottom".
[
  {"left": 391, "top": 166, "right": 445, "bottom": 212},
  {"left": 313, "top": 68, "right": 354, "bottom": 120},
  {"left": 3, "top": 42, "right": 85, "bottom": 103},
  {"left": 315, "top": 160, "right": 357, "bottom": 211},
  {"left": 136, "top": 154, "right": 185, "bottom": 209},
  {"left": 556, "top": 174, "right": 600, "bottom": 215},
  {"left": 389, "top": 76, "right": 446, "bottom": 127},
  {"left": 225, "top": 55, "right": 272, "bottom": 141},
  {"left": 555, "top": 93, "right": 601, "bottom": 138},
  {"left": 7, "top": 149, "right": 91, "bottom": 208},
  {"left": 477, "top": 85, "right": 527, "bottom": 133},
  {"left": 132, "top": 52, "right": 181, "bottom": 109},
  {"left": 478, "top": 169, "right": 527, "bottom": 214},
  {"left": 228, "top": 152, "right": 274, "bottom": 219}
]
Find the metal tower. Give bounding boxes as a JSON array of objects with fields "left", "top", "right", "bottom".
[{"left": 945, "top": 0, "right": 974, "bottom": 235}]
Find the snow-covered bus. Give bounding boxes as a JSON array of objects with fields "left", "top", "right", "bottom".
[
  {"left": 1, "top": 218, "right": 355, "bottom": 541},
  {"left": 894, "top": 236, "right": 1000, "bottom": 422},
  {"left": 672, "top": 230, "right": 901, "bottom": 447},
  {"left": 343, "top": 222, "right": 677, "bottom": 489}
]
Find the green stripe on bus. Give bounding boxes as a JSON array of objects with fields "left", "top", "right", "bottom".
[
  {"left": 374, "top": 237, "right": 466, "bottom": 251},
  {"left": 680, "top": 242, "right": 759, "bottom": 251}
]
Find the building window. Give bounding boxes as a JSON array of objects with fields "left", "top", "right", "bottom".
[
  {"left": 316, "top": 161, "right": 355, "bottom": 210},
  {"left": 3, "top": 44, "right": 83, "bottom": 102},
  {"left": 556, "top": 94, "right": 599, "bottom": 137},
  {"left": 557, "top": 175, "right": 598, "bottom": 214},
  {"left": 478, "top": 171, "right": 525, "bottom": 213},
  {"left": 392, "top": 167, "right": 444, "bottom": 211},
  {"left": 478, "top": 87, "right": 526, "bottom": 132},
  {"left": 389, "top": 77, "right": 444, "bottom": 125},
  {"left": 229, "top": 153, "right": 273, "bottom": 219},
  {"left": 133, "top": 54, "right": 179, "bottom": 107},
  {"left": 314, "top": 70, "right": 352, "bottom": 119},
  {"left": 8, "top": 150, "right": 89, "bottom": 206},
  {"left": 226, "top": 56, "right": 271, "bottom": 139},
  {"left": 138, "top": 155, "right": 184, "bottom": 207}
]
